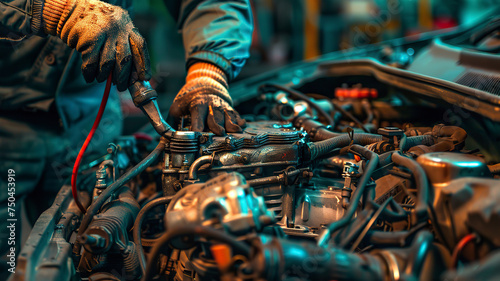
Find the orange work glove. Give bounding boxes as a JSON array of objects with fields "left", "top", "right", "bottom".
[
  {"left": 42, "top": 0, "right": 151, "bottom": 90},
  {"left": 169, "top": 62, "right": 246, "bottom": 135}
]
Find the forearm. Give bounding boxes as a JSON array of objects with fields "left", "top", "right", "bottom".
[
  {"left": 1, "top": 0, "right": 150, "bottom": 88},
  {"left": 0, "top": 0, "right": 133, "bottom": 42},
  {"left": 176, "top": 0, "right": 253, "bottom": 81}
]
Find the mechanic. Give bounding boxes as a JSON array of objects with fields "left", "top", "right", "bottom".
[{"left": 0, "top": 0, "right": 252, "bottom": 278}]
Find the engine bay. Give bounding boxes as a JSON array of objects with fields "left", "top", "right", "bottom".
[{"left": 11, "top": 13, "right": 500, "bottom": 281}]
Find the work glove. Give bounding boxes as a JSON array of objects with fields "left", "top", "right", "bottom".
[
  {"left": 169, "top": 62, "right": 246, "bottom": 136},
  {"left": 103, "top": 0, "right": 132, "bottom": 10},
  {"left": 42, "top": 0, "right": 151, "bottom": 91}
]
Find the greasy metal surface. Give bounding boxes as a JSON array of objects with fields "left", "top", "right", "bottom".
[
  {"left": 15, "top": 11, "right": 500, "bottom": 280},
  {"left": 201, "top": 121, "right": 301, "bottom": 153},
  {"left": 11, "top": 185, "right": 78, "bottom": 281},
  {"left": 417, "top": 152, "right": 491, "bottom": 187},
  {"left": 166, "top": 173, "right": 274, "bottom": 234}
]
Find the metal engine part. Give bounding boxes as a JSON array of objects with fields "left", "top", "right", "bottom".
[
  {"left": 12, "top": 11, "right": 500, "bottom": 281},
  {"left": 417, "top": 152, "right": 491, "bottom": 187},
  {"left": 166, "top": 172, "right": 275, "bottom": 235}
]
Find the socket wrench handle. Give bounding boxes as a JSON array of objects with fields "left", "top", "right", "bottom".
[{"left": 128, "top": 80, "right": 175, "bottom": 137}]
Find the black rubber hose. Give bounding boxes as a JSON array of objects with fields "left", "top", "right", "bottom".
[
  {"left": 314, "top": 128, "right": 343, "bottom": 141},
  {"left": 296, "top": 116, "right": 435, "bottom": 156},
  {"left": 400, "top": 134, "right": 435, "bottom": 152},
  {"left": 404, "top": 231, "right": 433, "bottom": 277},
  {"left": 332, "top": 101, "right": 370, "bottom": 133},
  {"left": 133, "top": 196, "right": 174, "bottom": 277},
  {"left": 142, "top": 225, "right": 251, "bottom": 281},
  {"left": 391, "top": 152, "right": 430, "bottom": 224},
  {"left": 337, "top": 180, "right": 409, "bottom": 250},
  {"left": 349, "top": 198, "right": 392, "bottom": 251},
  {"left": 378, "top": 151, "right": 396, "bottom": 167},
  {"left": 259, "top": 84, "right": 335, "bottom": 126},
  {"left": 294, "top": 116, "right": 342, "bottom": 141},
  {"left": 368, "top": 231, "right": 412, "bottom": 247},
  {"left": 308, "top": 133, "right": 383, "bottom": 161},
  {"left": 307, "top": 131, "right": 439, "bottom": 161},
  {"left": 408, "top": 125, "right": 467, "bottom": 156},
  {"left": 365, "top": 190, "right": 409, "bottom": 222},
  {"left": 366, "top": 222, "right": 428, "bottom": 247},
  {"left": 317, "top": 145, "right": 379, "bottom": 247},
  {"left": 77, "top": 138, "right": 167, "bottom": 239}
]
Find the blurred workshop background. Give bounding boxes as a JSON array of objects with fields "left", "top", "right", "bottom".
[{"left": 122, "top": 0, "right": 499, "bottom": 134}]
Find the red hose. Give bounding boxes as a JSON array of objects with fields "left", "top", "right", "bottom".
[
  {"left": 451, "top": 233, "right": 477, "bottom": 268},
  {"left": 71, "top": 75, "right": 112, "bottom": 214}
]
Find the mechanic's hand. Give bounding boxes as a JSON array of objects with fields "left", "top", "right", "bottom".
[
  {"left": 42, "top": 0, "right": 151, "bottom": 91},
  {"left": 169, "top": 62, "right": 246, "bottom": 136}
]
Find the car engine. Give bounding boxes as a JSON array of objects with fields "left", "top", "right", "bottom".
[{"left": 11, "top": 11, "right": 500, "bottom": 281}]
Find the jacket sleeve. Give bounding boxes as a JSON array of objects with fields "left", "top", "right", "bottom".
[
  {"left": 0, "top": 0, "right": 130, "bottom": 42},
  {"left": 167, "top": 0, "right": 253, "bottom": 81},
  {"left": 0, "top": 0, "right": 44, "bottom": 41}
]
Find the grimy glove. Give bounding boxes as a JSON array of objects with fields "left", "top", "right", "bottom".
[
  {"left": 169, "top": 62, "right": 246, "bottom": 136},
  {"left": 42, "top": 0, "right": 151, "bottom": 91}
]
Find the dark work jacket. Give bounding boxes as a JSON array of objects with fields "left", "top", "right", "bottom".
[{"left": 0, "top": 0, "right": 253, "bottom": 130}]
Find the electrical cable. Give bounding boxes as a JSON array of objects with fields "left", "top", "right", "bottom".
[
  {"left": 349, "top": 198, "right": 392, "bottom": 251},
  {"left": 317, "top": 145, "right": 379, "bottom": 247},
  {"left": 133, "top": 196, "right": 174, "bottom": 276},
  {"left": 338, "top": 196, "right": 405, "bottom": 250},
  {"left": 73, "top": 138, "right": 167, "bottom": 257},
  {"left": 71, "top": 74, "right": 112, "bottom": 214},
  {"left": 451, "top": 233, "right": 477, "bottom": 268},
  {"left": 142, "top": 224, "right": 251, "bottom": 281},
  {"left": 391, "top": 152, "right": 430, "bottom": 223},
  {"left": 365, "top": 188, "right": 409, "bottom": 222}
]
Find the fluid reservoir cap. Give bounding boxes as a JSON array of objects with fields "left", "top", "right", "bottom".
[
  {"left": 417, "top": 152, "right": 491, "bottom": 186},
  {"left": 378, "top": 127, "right": 404, "bottom": 138}
]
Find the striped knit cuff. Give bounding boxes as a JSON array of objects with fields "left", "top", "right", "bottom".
[
  {"left": 186, "top": 51, "right": 234, "bottom": 81},
  {"left": 31, "top": 0, "right": 45, "bottom": 35},
  {"left": 187, "top": 62, "right": 228, "bottom": 89},
  {"left": 42, "top": 0, "right": 68, "bottom": 35}
]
